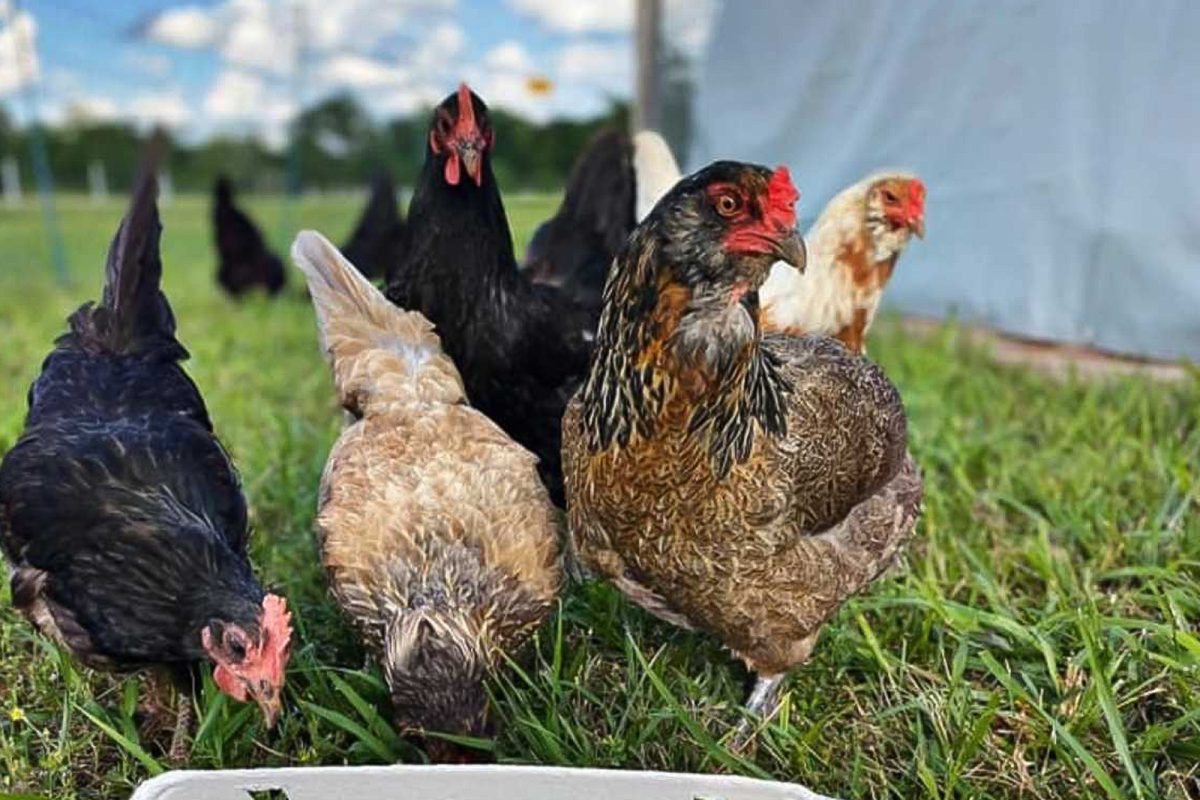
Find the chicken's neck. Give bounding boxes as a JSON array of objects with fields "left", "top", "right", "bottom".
[
  {"left": 581, "top": 233, "right": 788, "bottom": 476},
  {"left": 407, "top": 155, "right": 520, "bottom": 290}
]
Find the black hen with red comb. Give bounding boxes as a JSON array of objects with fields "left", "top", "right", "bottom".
[
  {"left": 384, "top": 84, "right": 594, "bottom": 505},
  {"left": 1, "top": 166, "right": 292, "bottom": 761}
]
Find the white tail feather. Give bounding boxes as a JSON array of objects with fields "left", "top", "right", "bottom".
[{"left": 633, "top": 130, "right": 682, "bottom": 223}]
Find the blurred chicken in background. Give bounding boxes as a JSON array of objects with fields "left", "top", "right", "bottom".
[
  {"left": 213, "top": 175, "right": 287, "bottom": 297},
  {"left": 341, "top": 171, "right": 406, "bottom": 281}
]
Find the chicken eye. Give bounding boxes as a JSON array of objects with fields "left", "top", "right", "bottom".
[
  {"left": 881, "top": 189, "right": 899, "bottom": 204},
  {"left": 714, "top": 193, "right": 742, "bottom": 217},
  {"left": 226, "top": 636, "right": 247, "bottom": 662},
  {"left": 436, "top": 114, "right": 453, "bottom": 137}
]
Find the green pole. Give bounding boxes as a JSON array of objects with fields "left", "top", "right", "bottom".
[
  {"left": 10, "top": 0, "right": 68, "bottom": 284},
  {"left": 281, "top": 1, "right": 307, "bottom": 241},
  {"left": 26, "top": 120, "right": 69, "bottom": 285}
]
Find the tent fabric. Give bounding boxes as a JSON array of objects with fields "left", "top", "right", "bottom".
[{"left": 688, "top": 0, "right": 1200, "bottom": 361}]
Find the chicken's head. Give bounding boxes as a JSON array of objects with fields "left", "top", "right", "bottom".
[
  {"left": 653, "top": 161, "right": 805, "bottom": 302},
  {"left": 382, "top": 609, "right": 492, "bottom": 760},
  {"left": 428, "top": 83, "right": 494, "bottom": 187},
  {"left": 201, "top": 593, "right": 292, "bottom": 728},
  {"left": 867, "top": 174, "right": 926, "bottom": 241}
]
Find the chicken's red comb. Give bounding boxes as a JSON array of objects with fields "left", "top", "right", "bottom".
[
  {"left": 906, "top": 179, "right": 926, "bottom": 217},
  {"left": 261, "top": 593, "right": 292, "bottom": 664},
  {"left": 456, "top": 83, "right": 476, "bottom": 129},
  {"left": 766, "top": 166, "right": 799, "bottom": 231}
]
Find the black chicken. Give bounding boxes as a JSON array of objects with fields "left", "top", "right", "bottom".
[
  {"left": 213, "top": 175, "right": 287, "bottom": 296},
  {"left": 384, "top": 84, "right": 593, "bottom": 505},
  {"left": 340, "top": 171, "right": 406, "bottom": 281},
  {"left": 0, "top": 167, "right": 292, "bottom": 761},
  {"left": 521, "top": 126, "right": 636, "bottom": 313}
]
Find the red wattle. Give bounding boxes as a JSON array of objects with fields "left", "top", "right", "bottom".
[
  {"left": 445, "top": 154, "right": 461, "bottom": 186},
  {"left": 213, "top": 664, "right": 248, "bottom": 701}
]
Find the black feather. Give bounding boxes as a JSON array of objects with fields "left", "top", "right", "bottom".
[
  {"left": 213, "top": 175, "right": 287, "bottom": 297},
  {"left": 341, "top": 171, "right": 406, "bottom": 280},
  {"left": 1, "top": 171, "right": 264, "bottom": 676},
  {"left": 522, "top": 127, "right": 636, "bottom": 314},
  {"left": 384, "top": 88, "right": 594, "bottom": 505}
]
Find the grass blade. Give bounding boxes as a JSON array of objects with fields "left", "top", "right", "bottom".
[{"left": 75, "top": 703, "right": 164, "bottom": 777}]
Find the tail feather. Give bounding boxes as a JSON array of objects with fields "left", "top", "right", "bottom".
[
  {"left": 633, "top": 130, "right": 682, "bottom": 223},
  {"left": 291, "top": 230, "right": 465, "bottom": 415},
  {"left": 66, "top": 158, "right": 179, "bottom": 357}
]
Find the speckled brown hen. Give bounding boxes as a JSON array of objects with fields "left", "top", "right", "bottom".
[
  {"left": 292, "top": 231, "right": 561, "bottom": 759},
  {"left": 562, "top": 161, "right": 923, "bottom": 742}
]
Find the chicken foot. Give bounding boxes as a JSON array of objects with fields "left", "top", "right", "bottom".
[{"left": 730, "top": 673, "right": 786, "bottom": 751}]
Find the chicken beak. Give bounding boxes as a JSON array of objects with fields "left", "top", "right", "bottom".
[
  {"left": 256, "top": 692, "right": 283, "bottom": 730},
  {"left": 458, "top": 142, "right": 483, "bottom": 186},
  {"left": 909, "top": 216, "right": 926, "bottom": 239},
  {"left": 771, "top": 231, "right": 807, "bottom": 272}
]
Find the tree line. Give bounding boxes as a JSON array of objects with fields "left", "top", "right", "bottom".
[{"left": 0, "top": 93, "right": 630, "bottom": 195}]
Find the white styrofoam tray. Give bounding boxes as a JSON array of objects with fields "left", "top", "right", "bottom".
[{"left": 130, "top": 765, "right": 842, "bottom": 800}]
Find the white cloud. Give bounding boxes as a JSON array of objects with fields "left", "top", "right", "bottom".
[
  {"left": 142, "top": 5, "right": 219, "bottom": 49},
  {"left": 506, "top": 0, "right": 718, "bottom": 57},
  {"left": 124, "top": 50, "right": 173, "bottom": 79},
  {"left": 320, "top": 53, "right": 402, "bottom": 90},
  {"left": 467, "top": 40, "right": 618, "bottom": 124},
  {"left": 204, "top": 69, "right": 295, "bottom": 147},
  {"left": 410, "top": 21, "right": 465, "bottom": 73},
  {"left": 303, "top": 0, "right": 456, "bottom": 54},
  {"left": 506, "top": 0, "right": 631, "bottom": 34},
  {"left": 144, "top": 0, "right": 460, "bottom": 72},
  {"left": 0, "top": 7, "right": 39, "bottom": 97},
  {"left": 207, "top": 0, "right": 281, "bottom": 73},
  {"left": 42, "top": 93, "right": 120, "bottom": 127},
  {"left": 557, "top": 41, "right": 631, "bottom": 96},
  {"left": 67, "top": 96, "right": 120, "bottom": 124},
  {"left": 485, "top": 41, "right": 533, "bottom": 74},
  {"left": 128, "top": 89, "right": 192, "bottom": 130},
  {"left": 372, "top": 83, "right": 444, "bottom": 116}
]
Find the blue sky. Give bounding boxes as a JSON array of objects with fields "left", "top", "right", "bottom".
[{"left": 1, "top": 0, "right": 715, "bottom": 146}]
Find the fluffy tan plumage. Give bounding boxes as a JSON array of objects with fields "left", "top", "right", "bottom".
[{"left": 293, "top": 231, "right": 561, "bottom": 756}]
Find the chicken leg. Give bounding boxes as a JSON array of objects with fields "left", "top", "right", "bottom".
[
  {"left": 168, "top": 689, "right": 193, "bottom": 764},
  {"left": 730, "top": 673, "right": 787, "bottom": 750}
]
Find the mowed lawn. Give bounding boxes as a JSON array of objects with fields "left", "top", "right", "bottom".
[{"left": 0, "top": 193, "right": 1197, "bottom": 800}]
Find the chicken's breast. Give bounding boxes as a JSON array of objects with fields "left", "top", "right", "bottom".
[
  {"left": 563, "top": 334, "right": 916, "bottom": 675},
  {"left": 317, "top": 404, "right": 561, "bottom": 655}
]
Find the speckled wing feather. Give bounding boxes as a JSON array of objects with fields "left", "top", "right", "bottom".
[{"left": 563, "top": 333, "right": 919, "bottom": 675}]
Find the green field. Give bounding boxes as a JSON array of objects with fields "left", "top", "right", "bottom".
[{"left": 0, "top": 194, "right": 1197, "bottom": 799}]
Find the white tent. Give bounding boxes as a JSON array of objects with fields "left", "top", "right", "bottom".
[{"left": 688, "top": 0, "right": 1200, "bottom": 361}]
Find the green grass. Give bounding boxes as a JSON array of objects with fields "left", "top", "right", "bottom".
[{"left": 0, "top": 194, "right": 1197, "bottom": 799}]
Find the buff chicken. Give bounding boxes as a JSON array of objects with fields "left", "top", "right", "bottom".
[
  {"left": 293, "top": 231, "right": 561, "bottom": 761},
  {"left": 760, "top": 171, "right": 926, "bottom": 352}
]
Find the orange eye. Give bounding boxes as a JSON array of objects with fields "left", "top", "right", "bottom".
[
  {"left": 881, "top": 189, "right": 898, "bottom": 204},
  {"left": 715, "top": 193, "right": 741, "bottom": 217}
]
